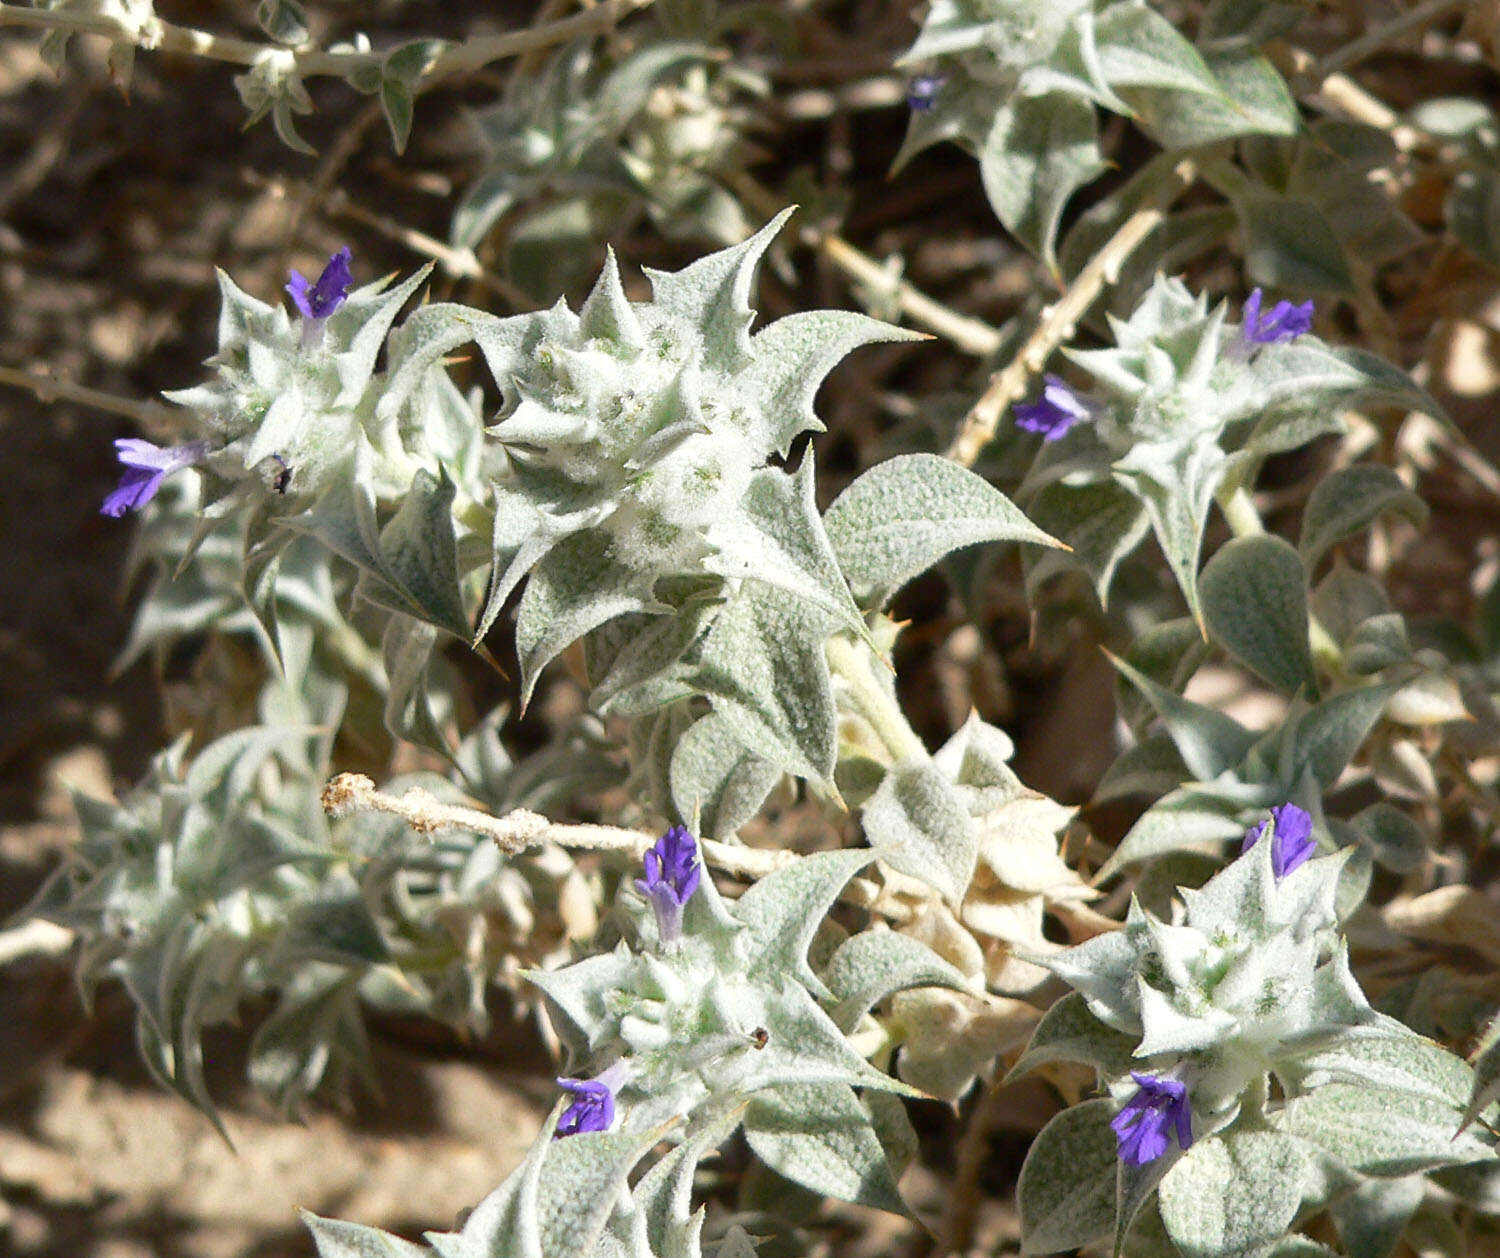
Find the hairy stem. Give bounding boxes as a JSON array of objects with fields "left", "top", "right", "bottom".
[
  {"left": 320, "top": 773, "right": 938, "bottom": 921},
  {"left": 1219, "top": 484, "right": 1265, "bottom": 538},
  {"left": 0, "top": 364, "right": 177, "bottom": 426},
  {"left": 0, "top": 0, "right": 653, "bottom": 82},
  {"left": 825, "top": 635, "right": 928, "bottom": 764}
]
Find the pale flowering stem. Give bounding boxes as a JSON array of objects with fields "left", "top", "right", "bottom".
[
  {"left": 825, "top": 636, "right": 928, "bottom": 764},
  {"left": 1311, "top": 0, "right": 1463, "bottom": 81},
  {"left": 0, "top": 364, "right": 177, "bottom": 426},
  {"left": 1218, "top": 484, "right": 1265, "bottom": 538},
  {"left": 322, "top": 772, "right": 798, "bottom": 879},
  {"left": 817, "top": 234, "right": 1002, "bottom": 358},
  {"left": 320, "top": 772, "right": 932, "bottom": 917},
  {"left": 0, "top": 0, "right": 654, "bottom": 81},
  {"left": 0, "top": 919, "right": 74, "bottom": 967},
  {"left": 945, "top": 158, "right": 1199, "bottom": 468}
]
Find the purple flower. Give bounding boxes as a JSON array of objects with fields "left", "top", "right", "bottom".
[
  {"left": 1111, "top": 1072, "right": 1193, "bottom": 1166},
  {"left": 636, "top": 824, "right": 701, "bottom": 945},
  {"left": 100, "top": 438, "right": 209, "bottom": 517},
  {"left": 555, "top": 1077, "right": 616, "bottom": 1138},
  {"left": 1241, "top": 288, "right": 1313, "bottom": 346},
  {"left": 1242, "top": 802, "right": 1316, "bottom": 878},
  {"left": 286, "top": 246, "right": 353, "bottom": 322},
  {"left": 1014, "top": 374, "right": 1095, "bottom": 441},
  {"left": 907, "top": 74, "right": 945, "bottom": 111}
]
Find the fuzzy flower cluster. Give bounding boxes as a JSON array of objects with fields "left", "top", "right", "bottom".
[
  {"left": 553, "top": 827, "right": 703, "bottom": 1137},
  {"left": 101, "top": 249, "right": 357, "bottom": 517},
  {"left": 1039, "top": 804, "right": 1375, "bottom": 1166},
  {"left": 1012, "top": 287, "right": 1313, "bottom": 445}
]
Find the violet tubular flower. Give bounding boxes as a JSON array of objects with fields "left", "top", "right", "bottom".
[
  {"left": 1014, "top": 375, "right": 1094, "bottom": 441},
  {"left": 1242, "top": 802, "right": 1315, "bottom": 879},
  {"left": 287, "top": 246, "right": 353, "bottom": 346},
  {"left": 554, "top": 1059, "right": 631, "bottom": 1138},
  {"left": 101, "top": 438, "right": 209, "bottom": 517},
  {"left": 1241, "top": 288, "right": 1314, "bottom": 347},
  {"left": 555, "top": 1077, "right": 615, "bottom": 1138},
  {"left": 1111, "top": 1072, "right": 1193, "bottom": 1166},
  {"left": 636, "top": 824, "right": 701, "bottom": 946},
  {"left": 906, "top": 74, "right": 944, "bottom": 111}
]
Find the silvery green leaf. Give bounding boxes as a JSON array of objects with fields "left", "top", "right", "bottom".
[
  {"left": 1093, "top": 4, "right": 1220, "bottom": 96},
  {"left": 861, "top": 758, "right": 978, "bottom": 904},
  {"left": 1344, "top": 612, "right": 1414, "bottom": 674},
  {"left": 1239, "top": 194, "right": 1355, "bottom": 295},
  {"left": 371, "top": 468, "right": 471, "bottom": 639},
  {"left": 533, "top": 1128, "right": 667, "bottom": 1257},
  {"left": 1115, "top": 436, "right": 1225, "bottom": 624},
  {"left": 515, "top": 529, "right": 653, "bottom": 707},
  {"left": 276, "top": 882, "right": 390, "bottom": 968},
  {"left": 1275, "top": 1083, "right": 1495, "bottom": 1176},
  {"left": 380, "top": 76, "right": 416, "bottom": 153},
  {"left": 289, "top": 472, "right": 386, "bottom": 578},
  {"left": 1247, "top": 339, "right": 1443, "bottom": 424},
  {"left": 1017, "top": 1099, "right": 1118, "bottom": 1255},
  {"left": 689, "top": 582, "right": 838, "bottom": 782},
  {"left": 824, "top": 453, "right": 1055, "bottom": 606},
  {"left": 305, "top": 1213, "right": 432, "bottom": 1258},
  {"left": 739, "top": 311, "right": 920, "bottom": 457},
  {"left": 1031, "top": 912, "right": 1146, "bottom": 1035},
  {"left": 1199, "top": 0, "right": 1307, "bottom": 51},
  {"left": 1329, "top": 1174, "right": 1424, "bottom": 1258},
  {"left": 726, "top": 975, "right": 915, "bottom": 1098},
  {"left": 706, "top": 458, "right": 863, "bottom": 634},
  {"left": 743, "top": 1082, "right": 908, "bottom": 1216},
  {"left": 617, "top": 1102, "right": 743, "bottom": 1258},
  {"left": 1447, "top": 166, "right": 1500, "bottom": 266},
  {"left": 1097, "top": 785, "right": 1261, "bottom": 880},
  {"left": 1109, "top": 655, "right": 1257, "bottom": 782},
  {"left": 256, "top": 0, "right": 309, "bottom": 44},
  {"left": 1290, "top": 1026, "right": 1474, "bottom": 1109},
  {"left": 382, "top": 614, "right": 456, "bottom": 759},
  {"left": 591, "top": 590, "right": 722, "bottom": 715},
  {"left": 1157, "top": 1131, "right": 1307, "bottom": 1258},
  {"left": 1093, "top": 733, "right": 1190, "bottom": 803},
  {"left": 733, "top": 848, "right": 875, "bottom": 999},
  {"left": 335, "top": 267, "right": 437, "bottom": 401},
  {"left": 1313, "top": 562, "right": 1393, "bottom": 647},
  {"left": 1023, "top": 478, "right": 1151, "bottom": 606},
  {"left": 1198, "top": 534, "right": 1314, "bottom": 696},
  {"left": 527, "top": 945, "right": 638, "bottom": 1059},
  {"left": 381, "top": 302, "right": 505, "bottom": 425},
  {"left": 1348, "top": 802, "right": 1426, "bottom": 874},
  {"left": 1298, "top": 464, "right": 1428, "bottom": 572},
  {"left": 476, "top": 485, "right": 551, "bottom": 646},
  {"left": 1007, "top": 991, "right": 1138, "bottom": 1081},
  {"left": 251, "top": 974, "right": 371, "bottom": 1114},
  {"left": 668, "top": 712, "right": 781, "bottom": 842},
  {"left": 1114, "top": 1139, "right": 1190, "bottom": 1257},
  {"left": 1117, "top": 617, "right": 1210, "bottom": 735},
  {"left": 1464, "top": 1009, "right": 1500, "bottom": 1131},
  {"left": 646, "top": 209, "right": 793, "bottom": 372},
  {"left": 1280, "top": 683, "right": 1395, "bottom": 790},
  {"left": 821, "top": 929, "right": 969, "bottom": 1033},
  {"left": 981, "top": 91, "right": 1105, "bottom": 268},
  {"left": 1126, "top": 50, "right": 1297, "bottom": 147}
]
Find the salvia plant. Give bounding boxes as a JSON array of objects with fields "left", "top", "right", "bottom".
[{"left": 9, "top": 1, "right": 1500, "bottom": 1256}]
